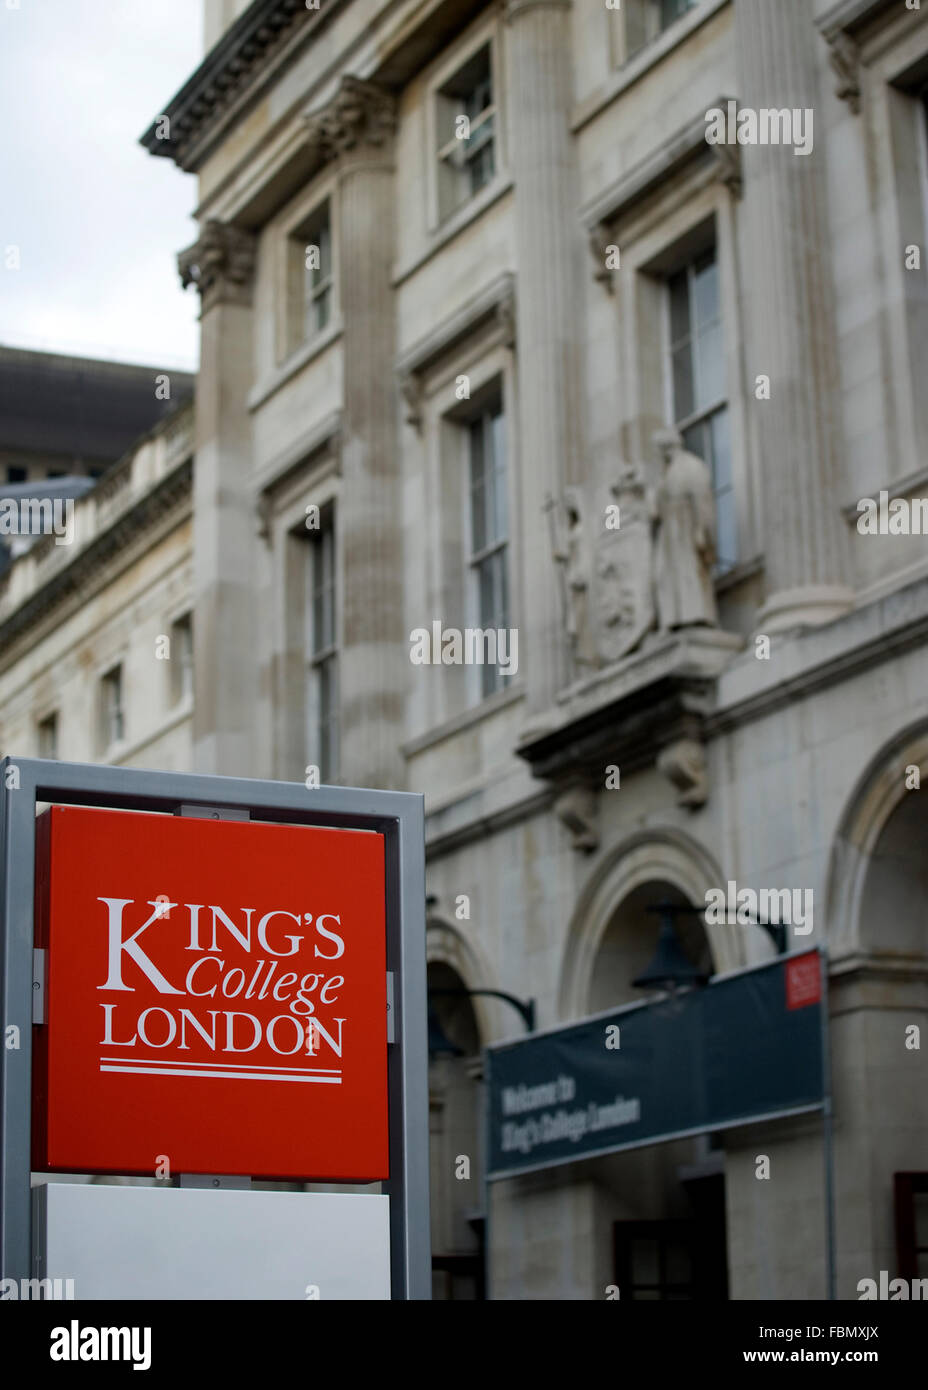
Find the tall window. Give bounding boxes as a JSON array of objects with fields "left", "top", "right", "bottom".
[
  {"left": 37, "top": 712, "right": 58, "bottom": 760},
  {"left": 99, "top": 665, "right": 124, "bottom": 750},
  {"left": 467, "top": 400, "right": 508, "bottom": 700},
  {"left": 288, "top": 201, "right": 333, "bottom": 355},
  {"left": 667, "top": 247, "right": 735, "bottom": 571},
  {"left": 623, "top": 0, "right": 698, "bottom": 61},
  {"left": 307, "top": 512, "right": 338, "bottom": 782},
  {"left": 437, "top": 46, "right": 496, "bottom": 221},
  {"left": 303, "top": 203, "right": 332, "bottom": 340},
  {"left": 170, "top": 613, "right": 194, "bottom": 705}
]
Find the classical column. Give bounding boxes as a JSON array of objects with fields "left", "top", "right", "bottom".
[
  {"left": 505, "top": 0, "right": 583, "bottom": 715},
  {"left": 178, "top": 220, "right": 258, "bottom": 776},
  {"left": 736, "top": 0, "right": 853, "bottom": 632},
  {"left": 303, "top": 78, "right": 405, "bottom": 790}
]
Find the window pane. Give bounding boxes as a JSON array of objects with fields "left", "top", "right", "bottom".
[
  {"left": 691, "top": 252, "right": 719, "bottom": 331},
  {"left": 497, "top": 548, "right": 509, "bottom": 631},
  {"left": 672, "top": 345, "right": 694, "bottom": 421},
  {"left": 478, "top": 557, "right": 495, "bottom": 628},
  {"left": 709, "top": 406, "right": 732, "bottom": 492},
  {"left": 662, "top": 0, "right": 695, "bottom": 28},
  {"left": 694, "top": 319, "right": 724, "bottom": 410},
  {"left": 468, "top": 139, "right": 495, "bottom": 196},
  {"left": 316, "top": 221, "right": 331, "bottom": 284},
  {"left": 470, "top": 419, "right": 487, "bottom": 552},
  {"left": 312, "top": 289, "right": 331, "bottom": 335},
  {"left": 302, "top": 207, "right": 331, "bottom": 342},
  {"left": 669, "top": 269, "right": 690, "bottom": 347},
  {"left": 38, "top": 715, "right": 58, "bottom": 760},
  {"left": 489, "top": 411, "right": 507, "bottom": 544},
  {"left": 716, "top": 489, "right": 737, "bottom": 572}
]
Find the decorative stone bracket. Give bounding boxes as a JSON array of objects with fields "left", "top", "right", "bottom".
[
  {"left": 177, "top": 220, "right": 257, "bottom": 312},
  {"left": 656, "top": 737, "right": 708, "bottom": 809},
  {"left": 554, "top": 782, "right": 600, "bottom": 854}
]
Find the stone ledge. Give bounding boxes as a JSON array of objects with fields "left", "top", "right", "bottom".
[{"left": 516, "top": 627, "right": 743, "bottom": 784}]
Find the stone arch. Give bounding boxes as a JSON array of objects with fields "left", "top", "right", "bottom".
[
  {"left": 426, "top": 916, "right": 497, "bottom": 1043},
  {"left": 826, "top": 717, "right": 928, "bottom": 959},
  {"left": 557, "top": 827, "right": 732, "bottom": 1021}
]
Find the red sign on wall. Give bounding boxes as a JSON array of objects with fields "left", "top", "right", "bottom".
[
  {"left": 785, "top": 951, "right": 822, "bottom": 1011},
  {"left": 32, "top": 806, "right": 389, "bottom": 1181}
]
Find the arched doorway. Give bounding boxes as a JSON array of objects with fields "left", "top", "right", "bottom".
[
  {"left": 590, "top": 877, "right": 727, "bottom": 1299},
  {"left": 427, "top": 958, "right": 485, "bottom": 1299},
  {"left": 557, "top": 832, "right": 731, "bottom": 1300},
  {"left": 826, "top": 724, "right": 928, "bottom": 1288}
]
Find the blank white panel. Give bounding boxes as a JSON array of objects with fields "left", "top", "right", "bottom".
[{"left": 36, "top": 1184, "right": 390, "bottom": 1300}]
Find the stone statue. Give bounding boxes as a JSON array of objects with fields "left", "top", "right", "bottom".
[
  {"left": 550, "top": 488, "right": 596, "bottom": 668},
  {"left": 651, "top": 428, "right": 718, "bottom": 631}
]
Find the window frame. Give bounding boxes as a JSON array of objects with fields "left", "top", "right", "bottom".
[
  {"left": 663, "top": 246, "right": 736, "bottom": 573},
  {"left": 98, "top": 663, "right": 125, "bottom": 753},
  {"left": 37, "top": 711, "right": 58, "bottom": 761},
  {"left": 611, "top": 0, "right": 700, "bottom": 68},
  {"left": 606, "top": 172, "right": 756, "bottom": 583},
  {"left": 298, "top": 202, "right": 334, "bottom": 344},
  {"left": 435, "top": 44, "right": 498, "bottom": 222},
  {"left": 426, "top": 19, "right": 507, "bottom": 234},
  {"left": 304, "top": 504, "right": 339, "bottom": 785},
  {"left": 276, "top": 178, "right": 340, "bottom": 368},
  {"left": 169, "top": 612, "right": 194, "bottom": 708},
  {"left": 463, "top": 397, "right": 510, "bottom": 702}
]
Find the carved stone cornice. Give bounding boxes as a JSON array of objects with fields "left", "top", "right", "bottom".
[
  {"left": 302, "top": 76, "right": 396, "bottom": 169},
  {"left": 177, "top": 220, "right": 257, "bottom": 311},
  {"left": 140, "top": 0, "right": 324, "bottom": 170}
]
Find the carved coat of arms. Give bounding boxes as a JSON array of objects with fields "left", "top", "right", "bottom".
[{"left": 592, "top": 464, "right": 654, "bottom": 664}]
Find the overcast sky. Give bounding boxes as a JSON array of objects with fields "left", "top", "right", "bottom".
[{"left": 1, "top": 1, "right": 204, "bottom": 371}]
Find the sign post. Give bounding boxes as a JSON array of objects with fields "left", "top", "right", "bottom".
[{"left": 0, "top": 757, "right": 430, "bottom": 1300}]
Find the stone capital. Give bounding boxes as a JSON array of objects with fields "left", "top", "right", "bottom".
[
  {"left": 302, "top": 76, "right": 396, "bottom": 169},
  {"left": 177, "top": 220, "right": 257, "bottom": 311}
]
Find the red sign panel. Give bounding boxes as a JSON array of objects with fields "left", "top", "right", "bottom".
[
  {"left": 32, "top": 806, "right": 389, "bottom": 1181},
  {"left": 785, "top": 951, "right": 821, "bottom": 1011}
]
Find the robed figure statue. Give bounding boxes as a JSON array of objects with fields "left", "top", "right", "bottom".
[{"left": 651, "top": 427, "right": 718, "bottom": 631}]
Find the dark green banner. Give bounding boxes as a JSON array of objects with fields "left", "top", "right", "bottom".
[{"left": 486, "top": 951, "right": 825, "bottom": 1179}]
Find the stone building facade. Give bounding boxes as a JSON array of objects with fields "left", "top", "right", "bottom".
[
  {"left": 0, "top": 401, "right": 194, "bottom": 775},
  {"left": 2, "top": 0, "right": 926, "bottom": 1300}
]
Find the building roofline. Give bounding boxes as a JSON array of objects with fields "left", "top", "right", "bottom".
[{"left": 139, "top": 0, "right": 335, "bottom": 171}]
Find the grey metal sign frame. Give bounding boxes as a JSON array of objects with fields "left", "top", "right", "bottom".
[{"left": 0, "top": 756, "right": 430, "bottom": 1300}]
